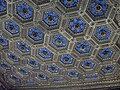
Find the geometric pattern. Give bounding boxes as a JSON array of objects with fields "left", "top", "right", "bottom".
[{"left": 0, "top": 0, "right": 120, "bottom": 90}]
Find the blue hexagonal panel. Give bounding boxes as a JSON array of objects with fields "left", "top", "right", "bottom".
[
  {"left": 68, "top": 17, "right": 86, "bottom": 34},
  {"left": 57, "top": 0, "right": 81, "bottom": 13},
  {"left": 98, "top": 47, "right": 113, "bottom": 59},
  {"left": 86, "top": 0, "right": 111, "bottom": 21},
  {"left": 85, "top": 74, "right": 98, "bottom": 79},
  {"left": 0, "top": 0, "right": 7, "bottom": 15},
  {"left": 67, "top": 70, "right": 79, "bottom": 78},
  {"left": 38, "top": 48, "right": 53, "bottom": 59},
  {"left": 16, "top": 41, "right": 31, "bottom": 53},
  {"left": 27, "top": 58, "right": 39, "bottom": 68},
  {"left": 0, "top": 35, "right": 9, "bottom": 47},
  {"left": 43, "top": 10, "right": 59, "bottom": 26},
  {"left": 88, "top": 0, "right": 108, "bottom": 16},
  {"left": 10, "top": 75, "right": 21, "bottom": 82},
  {"left": 75, "top": 41, "right": 91, "bottom": 54},
  {"left": 0, "top": 62, "right": 11, "bottom": 69},
  {"left": 28, "top": 27, "right": 44, "bottom": 41},
  {"left": 14, "top": 1, "right": 34, "bottom": 23},
  {"left": 50, "top": 33, "right": 69, "bottom": 51},
  {"left": 94, "top": 26, "right": 111, "bottom": 40},
  {"left": 18, "top": 67, "right": 28, "bottom": 75},
  {"left": 47, "top": 64, "right": 59, "bottom": 73},
  {"left": 5, "top": 20, "right": 20, "bottom": 35},
  {"left": 59, "top": 54, "right": 74, "bottom": 65},
  {"left": 81, "top": 59, "right": 95, "bottom": 69},
  {"left": 101, "top": 65, "right": 115, "bottom": 73},
  {"left": 16, "top": 1, "right": 33, "bottom": 19},
  {"left": 7, "top": 52, "right": 20, "bottom": 62},
  {"left": 52, "top": 34, "right": 67, "bottom": 47},
  {"left": 52, "top": 77, "right": 64, "bottom": 82},
  {"left": 60, "top": 0, "right": 78, "bottom": 8},
  {"left": 37, "top": 73, "right": 47, "bottom": 80}
]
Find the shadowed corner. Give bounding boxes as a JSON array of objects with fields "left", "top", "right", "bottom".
[{"left": 0, "top": 72, "right": 11, "bottom": 90}]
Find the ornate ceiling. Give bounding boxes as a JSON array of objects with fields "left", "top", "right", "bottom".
[{"left": 0, "top": 0, "right": 120, "bottom": 90}]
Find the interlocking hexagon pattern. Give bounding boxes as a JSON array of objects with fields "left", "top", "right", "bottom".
[{"left": 0, "top": 0, "right": 120, "bottom": 90}]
